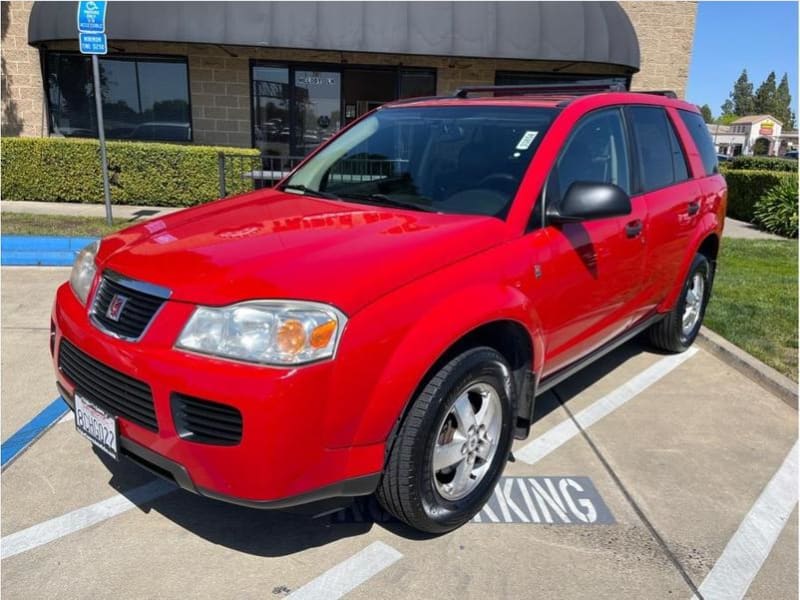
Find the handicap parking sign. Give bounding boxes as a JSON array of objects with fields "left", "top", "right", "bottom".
[{"left": 77, "top": 1, "right": 107, "bottom": 34}]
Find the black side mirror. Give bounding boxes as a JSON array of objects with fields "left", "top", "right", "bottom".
[{"left": 547, "top": 182, "right": 632, "bottom": 223}]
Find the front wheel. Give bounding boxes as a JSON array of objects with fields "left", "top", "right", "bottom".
[
  {"left": 376, "top": 347, "right": 515, "bottom": 533},
  {"left": 648, "top": 253, "right": 712, "bottom": 352}
]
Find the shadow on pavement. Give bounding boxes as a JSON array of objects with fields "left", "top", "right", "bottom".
[{"left": 91, "top": 340, "right": 653, "bottom": 557}]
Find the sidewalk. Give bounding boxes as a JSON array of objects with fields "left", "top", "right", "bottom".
[
  {"left": 1, "top": 201, "right": 180, "bottom": 221},
  {"left": 0, "top": 201, "right": 790, "bottom": 241}
]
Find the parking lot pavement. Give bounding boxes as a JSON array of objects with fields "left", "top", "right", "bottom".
[
  {"left": 2, "top": 266, "right": 797, "bottom": 599},
  {"left": 1, "top": 267, "right": 70, "bottom": 440}
]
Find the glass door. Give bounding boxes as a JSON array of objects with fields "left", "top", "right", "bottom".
[
  {"left": 252, "top": 66, "right": 290, "bottom": 156},
  {"left": 292, "top": 70, "right": 341, "bottom": 156}
]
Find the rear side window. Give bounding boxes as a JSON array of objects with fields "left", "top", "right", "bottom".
[
  {"left": 678, "top": 109, "right": 719, "bottom": 176},
  {"left": 627, "top": 106, "right": 691, "bottom": 192},
  {"left": 548, "top": 108, "right": 630, "bottom": 206},
  {"left": 667, "top": 119, "right": 689, "bottom": 182}
]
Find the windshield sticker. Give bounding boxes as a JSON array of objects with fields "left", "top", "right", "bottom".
[{"left": 516, "top": 131, "right": 538, "bottom": 150}]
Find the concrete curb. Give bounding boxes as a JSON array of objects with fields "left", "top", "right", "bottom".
[{"left": 697, "top": 326, "right": 798, "bottom": 410}]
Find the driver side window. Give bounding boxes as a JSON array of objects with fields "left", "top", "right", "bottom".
[{"left": 547, "top": 108, "right": 631, "bottom": 208}]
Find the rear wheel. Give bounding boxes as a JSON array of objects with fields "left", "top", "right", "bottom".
[
  {"left": 376, "top": 347, "right": 514, "bottom": 533},
  {"left": 648, "top": 253, "right": 712, "bottom": 352}
]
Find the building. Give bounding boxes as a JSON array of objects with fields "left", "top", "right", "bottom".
[
  {"left": 2, "top": 1, "right": 697, "bottom": 158},
  {"left": 710, "top": 115, "right": 798, "bottom": 157}
]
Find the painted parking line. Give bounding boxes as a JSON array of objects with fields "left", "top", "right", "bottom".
[
  {"left": 515, "top": 347, "right": 699, "bottom": 464},
  {"left": 692, "top": 441, "right": 798, "bottom": 600},
  {"left": 287, "top": 541, "right": 403, "bottom": 600},
  {"left": 0, "top": 479, "right": 175, "bottom": 560},
  {"left": 0, "top": 397, "right": 69, "bottom": 470}
]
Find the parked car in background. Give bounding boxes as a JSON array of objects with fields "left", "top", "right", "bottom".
[
  {"left": 781, "top": 150, "right": 798, "bottom": 160},
  {"left": 52, "top": 81, "right": 726, "bottom": 534},
  {"left": 717, "top": 153, "right": 732, "bottom": 162}
]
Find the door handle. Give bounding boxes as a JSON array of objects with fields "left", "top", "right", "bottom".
[
  {"left": 687, "top": 200, "right": 701, "bottom": 216},
  {"left": 625, "top": 219, "right": 643, "bottom": 238}
]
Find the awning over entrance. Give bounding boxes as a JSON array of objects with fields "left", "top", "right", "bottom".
[{"left": 29, "top": 1, "right": 640, "bottom": 72}]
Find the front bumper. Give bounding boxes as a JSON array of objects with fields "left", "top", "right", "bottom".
[{"left": 52, "top": 281, "right": 383, "bottom": 507}]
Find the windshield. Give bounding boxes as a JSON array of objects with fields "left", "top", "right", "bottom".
[{"left": 282, "top": 105, "right": 557, "bottom": 218}]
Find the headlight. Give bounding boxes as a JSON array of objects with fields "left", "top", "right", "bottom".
[
  {"left": 176, "top": 301, "right": 347, "bottom": 366},
  {"left": 69, "top": 240, "right": 99, "bottom": 304}
]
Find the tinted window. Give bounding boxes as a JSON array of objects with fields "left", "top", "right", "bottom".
[
  {"left": 678, "top": 110, "right": 719, "bottom": 176},
  {"left": 549, "top": 108, "right": 630, "bottom": 206},
  {"left": 666, "top": 117, "right": 689, "bottom": 182},
  {"left": 46, "top": 53, "right": 191, "bottom": 142},
  {"left": 627, "top": 106, "right": 675, "bottom": 192},
  {"left": 284, "top": 106, "right": 557, "bottom": 218}
]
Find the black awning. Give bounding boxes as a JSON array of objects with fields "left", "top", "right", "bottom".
[{"left": 29, "top": 1, "right": 640, "bottom": 72}]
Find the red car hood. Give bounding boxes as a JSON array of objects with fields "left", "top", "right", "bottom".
[{"left": 97, "top": 189, "right": 508, "bottom": 314}]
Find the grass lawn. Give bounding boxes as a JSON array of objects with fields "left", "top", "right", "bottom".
[
  {"left": 705, "top": 238, "right": 798, "bottom": 381},
  {"left": 1, "top": 212, "right": 129, "bottom": 237}
]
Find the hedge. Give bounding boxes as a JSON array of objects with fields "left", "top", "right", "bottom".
[
  {"left": 754, "top": 177, "right": 799, "bottom": 238},
  {"left": 726, "top": 156, "right": 798, "bottom": 172},
  {"left": 1, "top": 137, "right": 260, "bottom": 207},
  {"left": 724, "top": 169, "right": 798, "bottom": 222}
]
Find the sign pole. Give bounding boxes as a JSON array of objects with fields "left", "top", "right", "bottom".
[{"left": 92, "top": 54, "right": 113, "bottom": 226}]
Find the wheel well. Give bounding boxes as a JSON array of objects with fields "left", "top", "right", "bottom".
[
  {"left": 698, "top": 234, "right": 720, "bottom": 262},
  {"left": 386, "top": 320, "right": 535, "bottom": 453}
]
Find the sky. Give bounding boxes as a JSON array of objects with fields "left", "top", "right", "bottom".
[{"left": 686, "top": 1, "right": 799, "bottom": 119}]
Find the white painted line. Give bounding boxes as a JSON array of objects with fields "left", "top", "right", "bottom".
[
  {"left": 516, "top": 347, "right": 699, "bottom": 464},
  {"left": 287, "top": 541, "right": 403, "bottom": 600},
  {"left": 692, "top": 441, "right": 798, "bottom": 600},
  {"left": 1, "top": 479, "right": 175, "bottom": 560},
  {"left": 57, "top": 413, "right": 73, "bottom": 425}
]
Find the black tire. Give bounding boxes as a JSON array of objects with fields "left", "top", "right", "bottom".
[
  {"left": 376, "top": 347, "right": 515, "bottom": 533},
  {"left": 648, "top": 253, "right": 712, "bottom": 352}
]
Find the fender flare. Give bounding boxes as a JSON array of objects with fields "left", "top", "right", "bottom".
[
  {"left": 350, "top": 283, "right": 544, "bottom": 449},
  {"left": 658, "top": 217, "right": 721, "bottom": 312}
]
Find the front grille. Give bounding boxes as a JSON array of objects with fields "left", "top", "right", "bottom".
[
  {"left": 58, "top": 339, "right": 158, "bottom": 431},
  {"left": 91, "top": 276, "right": 166, "bottom": 340},
  {"left": 171, "top": 393, "right": 243, "bottom": 445}
]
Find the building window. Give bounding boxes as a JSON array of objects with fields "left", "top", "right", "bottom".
[
  {"left": 45, "top": 53, "right": 191, "bottom": 142},
  {"left": 251, "top": 63, "right": 436, "bottom": 157}
]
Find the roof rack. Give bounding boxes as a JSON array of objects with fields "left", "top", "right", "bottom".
[
  {"left": 452, "top": 79, "right": 627, "bottom": 99},
  {"left": 638, "top": 90, "right": 678, "bottom": 99}
]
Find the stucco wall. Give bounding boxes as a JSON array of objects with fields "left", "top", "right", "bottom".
[
  {"left": 623, "top": 1, "right": 698, "bottom": 98},
  {"left": 1, "top": 1, "right": 44, "bottom": 137}
]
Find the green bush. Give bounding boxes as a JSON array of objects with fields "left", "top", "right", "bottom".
[
  {"left": 1, "top": 137, "right": 260, "bottom": 206},
  {"left": 724, "top": 169, "right": 798, "bottom": 222},
  {"left": 753, "top": 178, "right": 799, "bottom": 238},
  {"left": 727, "top": 155, "right": 798, "bottom": 172}
]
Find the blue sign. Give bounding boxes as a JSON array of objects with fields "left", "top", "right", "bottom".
[
  {"left": 79, "top": 33, "right": 108, "bottom": 55},
  {"left": 77, "top": 1, "right": 107, "bottom": 34}
]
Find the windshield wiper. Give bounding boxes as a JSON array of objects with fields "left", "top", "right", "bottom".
[
  {"left": 343, "top": 193, "right": 435, "bottom": 213},
  {"left": 281, "top": 184, "right": 341, "bottom": 200}
]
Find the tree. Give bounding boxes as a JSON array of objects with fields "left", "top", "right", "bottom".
[
  {"left": 753, "top": 71, "right": 778, "bottom": 116},
  {"left": 719, "top": 98, "right": 735, "bottom": 118},
  {"left": 730, "top": 69, "right": 755, "bottom": 116},
  {"left": 775, "top": 73, "right": 796, "bottom": 130},
  {"left": 699, "top": 104, "right": 713, "bottom": 123},
  {"left": 716, "top": 113, "right": 738, "bottom": 125}
]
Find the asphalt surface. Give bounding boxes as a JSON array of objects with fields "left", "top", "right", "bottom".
[{"left": 1, "top": 266, "right": 797, "bottom": 599}]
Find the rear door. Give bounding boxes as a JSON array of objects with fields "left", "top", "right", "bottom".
[
  {"left": 625, "top": 105, "right": 701, "bottom": 315},
  {"left": 533, "top": 107, "right": 648, "bottom": 376}
]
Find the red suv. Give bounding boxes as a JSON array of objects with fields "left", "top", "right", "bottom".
[{"left": 52, "top": 81, "right": 726, "bottom": 533}]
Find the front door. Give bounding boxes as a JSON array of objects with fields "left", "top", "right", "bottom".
[
  {"left": 532, "top": 107, "right": 648, "bottom": 376},
  {"left": 292, "top": 70, "right": 342, "bottom": 156}
]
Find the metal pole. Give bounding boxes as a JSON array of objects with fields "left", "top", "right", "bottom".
[{"left": 92, "top": 54, "right": 113, "bottom": 226}]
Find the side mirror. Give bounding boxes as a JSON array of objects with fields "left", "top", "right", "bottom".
[{"left": 547, "top": 182, "right": 632, "bottom": 224}]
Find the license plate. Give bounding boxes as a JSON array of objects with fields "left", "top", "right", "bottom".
[{"left": 75, "top": 393, "right": 118, "bottom": 460}]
